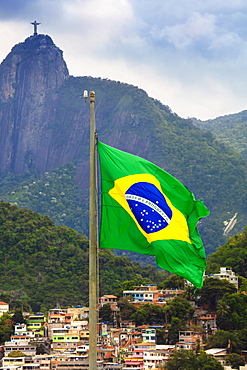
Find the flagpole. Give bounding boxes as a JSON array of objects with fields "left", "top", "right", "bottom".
[{"left": 89, "top": 90, "right": 98, "bottom": 370}]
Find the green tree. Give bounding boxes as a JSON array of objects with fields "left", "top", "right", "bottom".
[
  {"left": 141, "top": 304, "right": 165, "bottom": 325},
  {"left": 117, "top": 297, "right": 137, "bottom": 321},
  {"left": 226, "top": 353, "right": 245, "bottom": 369},
  {"left": 166, "top": 297, "right": 194, "bottom": 322},
  {"left": 0, "top": 313, "right": 14, "bottom": 344},
  {"left": 216, "top": 300, "right": 231, "bottom": 330},
  {"left": 198, "top": 277, "right": 237, "bottom": 310},
  {"left": 130, "top": 308, "right": 148, "bottom": 326},
  {"left": 237, "top": 328, "right": 247, "bottom": 351},
  {"left": 129, "top": 303, "right": 165, "bottom": 326},
  {"left": 11, "top": 308, "right": 26, "bottom": 324},
  {"left": 164, "top": 349, "right": 224, "bottom": 370},
  {"left": 238, "top": 276, "right": 247, "bottom": 292},
  {"left": 182, "top": 285, "right": 197, "bottom": 301},
  {"left": 164, "top": 349, "right": 196, "bottom": 369},
  {"left": 167, "top": 317, "right": 185, "bottom": 345},
  {"left": 205, "top": 330, "right": 242, "bottom": 354},
  {"left": 99, "top": 304, "right": 113, "bottom": 323},
  {"left": 156, "top": 329, "right": 167, "bottom": 344},
  {"left": 158, "top": 275, "right": 185, "bottom": 290},
  {"left": 197, "top": 350, "right": 224, "bottom": 369},
  {"left": 217, "top": 293, "right": 247, "bottom": 330}
]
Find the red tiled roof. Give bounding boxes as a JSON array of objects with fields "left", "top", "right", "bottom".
[
  {"left": 102, "top": 295, "right": 117, "bottom": 298},
  {"left": 0, "top": 301, "right": 8, "bottom": 305}
]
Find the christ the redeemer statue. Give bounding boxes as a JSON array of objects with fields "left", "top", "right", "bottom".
[{"left": 31, "top": 20, "right": 41, "bottom": 35}]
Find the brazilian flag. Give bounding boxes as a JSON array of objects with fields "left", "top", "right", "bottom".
[{"left": 97, "top": 141, "right": 210, "bottom": 288}]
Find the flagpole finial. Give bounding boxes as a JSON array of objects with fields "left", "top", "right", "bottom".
[{"left": 90, "top": 91, "right": 95, "bottom": 102}]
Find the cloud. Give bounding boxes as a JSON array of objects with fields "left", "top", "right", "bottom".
[
  {"left": 0, "top": 0, "right": 32, "bottom": 19},
  {"left": 153, "top": 12, "right": 217, "bottom": 50},
  {"left": 1, "top": 0, "right": 247, "bottom": 119}
]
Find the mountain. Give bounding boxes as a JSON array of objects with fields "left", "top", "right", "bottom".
[
  {"left": 192, "top": 112, "right": 247, "bottom": 160},
  {"left": 0, "top": 34, "right": 247, "bottom": 257}
]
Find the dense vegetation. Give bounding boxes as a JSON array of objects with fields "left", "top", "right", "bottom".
[
  {"left": 164, "top": 349, "right": 224, "bottom": 370},
  {"left": 193, "top": 111, "right": 247, "bottom": 160},
  {"left": 0, "top": 163, "right": 88, "bottom": 234},
  {"left": 0, "top": 202, "right": 166, "bottom": 312},
  {"left": 206, "top": 226, "right": 247, "bottom": 279}
]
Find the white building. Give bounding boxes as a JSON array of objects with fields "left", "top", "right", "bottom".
[
  {"left": 0, "top": 301, "right": 9, "bottom": 317},
  {"left": 141, "top": 329, "right": 156, "bottom": 343},
  {"left": 123, "top": 285, "right": 158, "bottom": 304},
  {"left": 211, "top": 267, "right": 238, "bottom": 289},
  {"left": 143, "top": 345, "right": 175, "bottom": 369},
  {"left": 4, "top": 340, "right": 36, "bottom": 356},
  {"left": 1, "top": 355, "right": 26, "bottom": 369}
]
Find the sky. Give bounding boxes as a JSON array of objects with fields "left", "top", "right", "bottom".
[{"left": 0, "top": 0, "right": 247, "bottom": 120}]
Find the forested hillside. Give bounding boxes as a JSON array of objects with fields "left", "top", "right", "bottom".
[
  {"left": 192, "top": 111, "right": 247, "bottom": 160},
  {"left": 207, "top": 226, "right": 247, "bottom": 279},
  {"left": 0, "top": 202, "right": 166, "bottom": 312}
]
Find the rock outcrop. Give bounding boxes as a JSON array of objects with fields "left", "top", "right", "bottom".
[{"left": 0, "top": 34, "right": 69, "bottom": 174}]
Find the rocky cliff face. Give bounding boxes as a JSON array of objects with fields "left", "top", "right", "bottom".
[
  {"left": 0, "top": 34, "right": 69, "bottom": 174},
  {"left": 0, "top": 33, "right": 158, "bottom": 179}
]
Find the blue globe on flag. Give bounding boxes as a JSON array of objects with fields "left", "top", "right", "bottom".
[{"left": 125, "top": 182, "right": 172, "bottom": 233}]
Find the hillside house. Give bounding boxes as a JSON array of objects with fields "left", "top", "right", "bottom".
[
  {"left": 207, "top": 267, "right": 238, "bottom": 289},
  {"left": 157, "top": 289, "right": 184, "bottom": 303},
  {"left": 205, "top": 348, "right": 228, "bottom": 366},
  {"left": 123, "top": 285, "right": 159, "bottom": 304},
  {"left": 142, "top": 345, "right": 175, "bottom": 369},
  {"left": 26, "top": 313, "right": 45, "bottom": 336},
  {"left": 100, "top": 295, "right": 118, "bottom": 307},
  {"left": 175, "top": 330, "right": 203, "bottom": 351},
  {"left": 122, "top": 353, "right": 144, "bottom": 370},
  {"left": 4, "top": 339, "right": 36, "bottom": 356},
  {"left": 51, "top": 332, "right": 80, "bottom": 351},
  {"left": 141, "top": 328, "right": 156, "bottom": 343},
  {"left": 0, "top": 301, "right": 9, "bottom": 317},
  {"left": 1, "top": 355, "right": 26, "bottom": 369}
]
